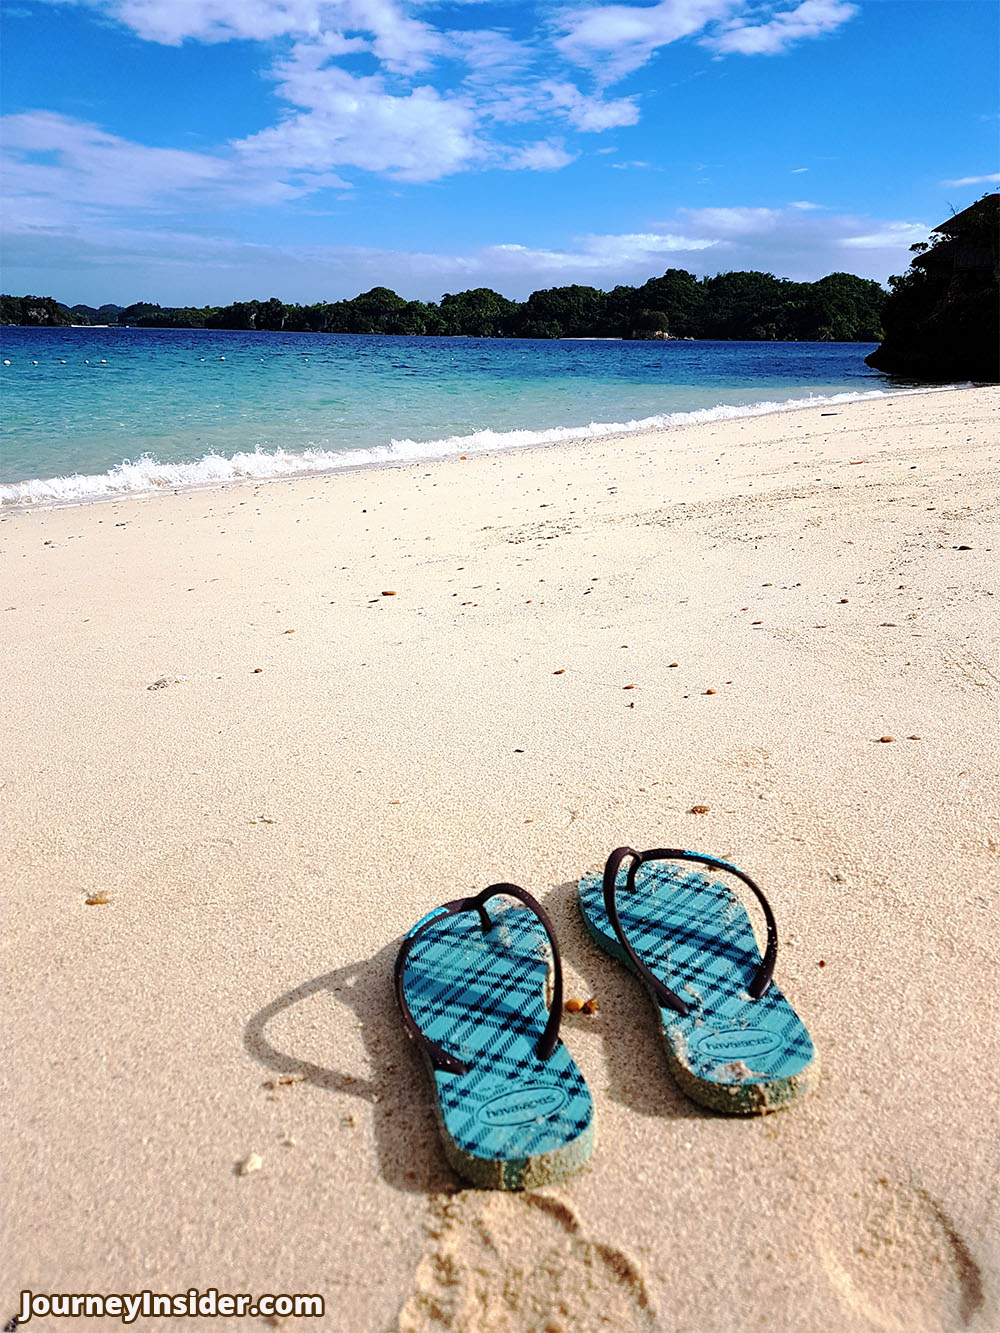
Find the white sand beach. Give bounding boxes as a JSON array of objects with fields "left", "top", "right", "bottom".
[{"left": 2, "top": 385, "right": 998, "bottom": 1331}]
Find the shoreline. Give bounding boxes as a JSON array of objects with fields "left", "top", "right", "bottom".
[
  {"left": 0, "top": 380, "right": 971, "bottom": 512},
  {"left": 3, "top": 384, "right": 997, "bottom": 1331}
]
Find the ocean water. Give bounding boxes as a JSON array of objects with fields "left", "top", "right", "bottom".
[{"left": 1, "top": 326, "right": 910, "bottom": 507}]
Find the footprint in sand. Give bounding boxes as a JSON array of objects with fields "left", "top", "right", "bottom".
[
  {"left": 399, "top": 1190, "right": 655, "bottom": 1333},
  {"left": 816, "top": 1173, "right": 984, "bottom": 1331}
]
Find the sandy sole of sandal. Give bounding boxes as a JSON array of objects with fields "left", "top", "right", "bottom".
[
  {"left": 580, "top": 901, "right": 816, "bottom": 1115},
  {"left": 422, "top": 1048, "right": 597, "bottom": 1190}
]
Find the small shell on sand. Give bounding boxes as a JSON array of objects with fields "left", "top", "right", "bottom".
[
  {"left": 565, "top": 998, "right": 584, "bottom": 1013},
  {"left": 691, "top": 805, "right": 711, "bottom": 814},
  {"left": 237, "top": 1152, "right": 263, "bottom": 1176}
]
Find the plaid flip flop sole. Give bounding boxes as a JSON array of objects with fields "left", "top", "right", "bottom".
[
  {"left": 579, "top": 855, "right": 816, "bottom": 1114},
  {"left": 398, "top": 894, "right": 594, "bottom": 1188}
]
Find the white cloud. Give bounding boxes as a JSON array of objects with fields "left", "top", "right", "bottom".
[
  {"left": 53, "top": 0, "right": 440, "bottom": 71},
  {"left": 46, "top": 0, "right": 544, "bottom": 77},
  {"left": 708, "top": 0, "right": 857, "bottom": 55},
  {"left": 556, "top": 0, "right": 856, "bottom": 78},
  {"left": 556, "top": 0, "right": 738, "bottom": 79},
  {"left": 839, "top": 221, "right": 930, "bottom": 250},
  {"left": 666, "top": 204, "right": 930, "bottom": 279},
  {"left": 468, "top": 77, "right": 637, "bottom": 138},
  {"left": 1, "top": 111, "right": 222, "bottom": 203},
  {"left": 940, "top": 172, "right": 1000, "bottom": 187},
  {"left": 538, "top": 81, "right": 640, "bottom": 131},
  {"left": 679, "top": 206, "right": 782, "bottom": 235},
  {"left": 86, "top": 0, "right": 332, "bottom": 44},
  {"left": 789, "top": 199, "right": 823, "bottom": 209},
  {"left": 237, "top": 60, "right": 482, "bottom": 180},
  {"left": 446, "top": 27, "right": 537, "bottom": 72},
  {"left": 482, "top": 229, "right": 717, "bottom": 274},
  {"left": 502, "top": 141, "right": 577, "bottom": 171},
  {"left": 0, "top": 110, "right": 318, "bottom": 230},
  {"left": 247, "top": 45, "right": 619, "bottom": 179},
  {"left": 791, "top": 166, "right": 808, "bottom": 173}
]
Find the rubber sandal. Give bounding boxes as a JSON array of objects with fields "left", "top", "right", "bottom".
[
  {"left": 394, "top": 883, "right": 595, "bottom": 1189},
  {"left": 578, "top": 848, "right": 816, "bottom": 1114}
]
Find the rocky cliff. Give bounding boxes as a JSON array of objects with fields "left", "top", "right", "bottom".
[{"left": 866, "top": 195, "right": 999, "bottom": 382}]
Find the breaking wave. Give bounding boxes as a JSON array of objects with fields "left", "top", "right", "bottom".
[{"left": 0, "top": 386, "right": 953, "bottom": 508}]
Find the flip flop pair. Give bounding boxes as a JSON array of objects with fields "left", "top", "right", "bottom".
[{"left": 394, "top": 850, "right": 816, "bottom": 1189}]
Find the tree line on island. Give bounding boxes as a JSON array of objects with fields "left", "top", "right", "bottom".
[{"left": 1, "top": 267, "right": 887, "bottom": 342}]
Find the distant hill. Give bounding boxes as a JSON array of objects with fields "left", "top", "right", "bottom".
[{"left": 64, "top": 303, "right": 126, "bottom": 324}]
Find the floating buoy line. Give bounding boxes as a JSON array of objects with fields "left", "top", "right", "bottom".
[{"left": 1, "top": 355, "right": 252, "bottom": 366}]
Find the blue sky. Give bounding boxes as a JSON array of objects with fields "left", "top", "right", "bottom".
[{"left": 2, "top": 0, "right": 997, "bottom": 305}]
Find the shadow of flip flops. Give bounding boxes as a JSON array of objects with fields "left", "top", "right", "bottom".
[{"left": 243, "top": 937, "right": 460, "bottom": 1195}]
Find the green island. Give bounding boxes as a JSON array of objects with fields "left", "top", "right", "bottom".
[{"left": 2, "top": 267, "right": 886, "bottom": 342}]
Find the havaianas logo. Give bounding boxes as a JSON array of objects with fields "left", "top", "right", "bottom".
[
  {"left": 477, "top": 1085, "right": 568, "bottom": 1127},
  {"left": 693, "top": 1028, "right": 782, "bottom": 1060}
]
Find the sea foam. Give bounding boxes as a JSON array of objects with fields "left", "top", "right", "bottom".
[{"left": 0, "top": 387, "right": 949, "bottom": 509}]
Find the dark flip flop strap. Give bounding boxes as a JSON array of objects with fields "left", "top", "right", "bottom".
[
  {"left": 602, "top": 847, "right": 778, "bottom": 1018},
  {"left": 394, "top": 883, "right": 564, "bottom": 1075}
]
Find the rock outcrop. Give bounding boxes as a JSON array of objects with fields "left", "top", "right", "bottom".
[{"left": 866, "top": 195, "right": 999, "bottom": 382}]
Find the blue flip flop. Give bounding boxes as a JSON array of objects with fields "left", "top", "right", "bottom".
[
  {"left": 579, "top": 848, "right": 816, "bottom": 1114},
  {"left": 394, "top": 883, "right": 595, "bottom": 1189}
]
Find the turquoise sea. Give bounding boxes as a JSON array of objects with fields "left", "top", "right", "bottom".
[{"left": 0, "top": 326, "right": 919, "bottom": 507}]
